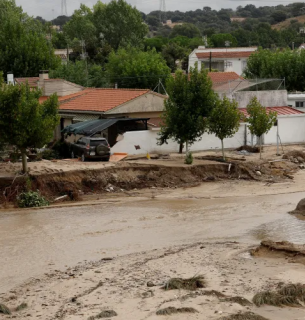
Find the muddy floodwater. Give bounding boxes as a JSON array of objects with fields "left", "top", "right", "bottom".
[{"left": 1, "top": 191, "right": 305, "bottom": 294}]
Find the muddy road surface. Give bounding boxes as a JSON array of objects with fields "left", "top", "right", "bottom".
[{"left": 1, "top": 188, "right": 305, "bottom": 296}]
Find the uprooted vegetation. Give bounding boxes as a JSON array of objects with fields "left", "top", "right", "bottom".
[
  {"left": 253, "top": 283, "right": 305, "bottom": 307},
  {"left": 220, "top": 312, "right": 269, "bottom": 320},
  {"left": 250, "top": 241, "right": 305, "bottom": 265},
  {"left": 156, "top": 306, "right": 198, "bottom": 315},
  {"left": 162, "top": 276, "right": 206, "bottom": 291},
  {"left": 0, "top": 303, "right": 11, "bottom": 315}
]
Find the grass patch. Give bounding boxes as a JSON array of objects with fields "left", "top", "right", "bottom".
[
  {"left": 156, "top": 306, "right": 198, "bottom": 315},
  {"left": 253, "top": 283, "right": 305, "bottom": 307},
  {"left": 16, "top": 302, "right": 28, "bottom": 311},
  {"left": 220, "top": 312, "right": 269, "bottom": 320},
  {"left": 221, "top": 296, "right": 252, "bottom": 306},
  {"left": 163, "top": 275, "right": 205, "bottom": 291},
  {"left": 0, "top": 303, "right": 11, "bottom": 315}
]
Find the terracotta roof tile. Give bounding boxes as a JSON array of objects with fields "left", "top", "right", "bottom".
[
  {"left": 240, "top": 106, "right": 304, "bottom": 117},
  {"left": 59, "top": 89, "right": 151, "bottom": 113},
  {"left": 196, "top": 51, "right": 254, "bottom": 59},
  {"left": 15, "top": 77, "right": 39, "bottom": 87},
  {"left": 208, "top": 72, "right": 243, "bottom": 83}
]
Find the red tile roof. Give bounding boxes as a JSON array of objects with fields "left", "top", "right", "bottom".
[
  {"left": 196, "top": 51, "right": 254, "bottom": 59},
  {"left": 240, "top": 107, "right": 304, "bottom": 117},
  {"left": 208, "top": 72, "right": 243, "bottom": 83},
  {"left": 15, "top": 77, "right": 39, "bottom": 88},
  {"left": 59, "top": 89, "right": 151, "bottom": 113}
]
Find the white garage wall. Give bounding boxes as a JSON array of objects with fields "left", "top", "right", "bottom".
[
  {"left": 111, "top": 115, "right": 305, "bottom": 155},
  {"left": 265, "top": 116, "right": 305, "bottom": 144}
]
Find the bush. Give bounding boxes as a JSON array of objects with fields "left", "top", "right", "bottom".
[
  {"left": 39, "top": 149, "right": 59, "bottom": 160},
  {"left": 17, "top": 191, "right": 49, "bottom": 208},
  {"left": 184, "top": 152, "right": 193, "bottom": 165},
  {"left": 52, "top": 140, "right": 71, "bottom": 158}
]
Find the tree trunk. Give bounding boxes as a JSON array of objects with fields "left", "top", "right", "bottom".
[
  {"left": 221, "top": 139, "right": 225, "bottom": 161},
  {"left": 186, "top": 140, "right": 189, "bottom": 155},
  {"left": 179, "top": 142, "right": 184, "bottom": 154},
  {"left": 21, "top": 150, "right": 28, "bottom": 173},
  {"left": 259, "top": 136, "right": 262, "bottom": 160}
]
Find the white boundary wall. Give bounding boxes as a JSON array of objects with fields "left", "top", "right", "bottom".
[{"left": 112, "top": 115, "right": 305, "bottom": 155}]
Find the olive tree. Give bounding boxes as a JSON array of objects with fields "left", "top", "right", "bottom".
[
  {"left": 208, "top": 96, "right": 241, "bottom": 160},
  {"left": 0, "top": 79, "right": 60, "bottom": 173},
  {"left": 246, "top": 97, "right": 277, "bottom": 159}
]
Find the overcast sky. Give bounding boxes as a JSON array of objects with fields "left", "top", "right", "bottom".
[{"left": 15, "top": 0, "right": 299, "bottom": 20}]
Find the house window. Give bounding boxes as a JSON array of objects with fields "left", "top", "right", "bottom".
[
  {"left": 296, "top": 101, "right": 305, "bottom": 108},
  {"left": 242, "top": 61, "right": 247, "bottom": 71},
  {"left": 202, "top": 61, "right": 224, "bottom": 72}
]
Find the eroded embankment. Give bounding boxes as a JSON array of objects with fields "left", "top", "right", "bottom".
[{"left": 0, "top": 162, "right": 260, "bottom": 204}]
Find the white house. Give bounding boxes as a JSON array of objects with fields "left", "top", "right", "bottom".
[
  {"left": 188, "top": 47, "right": 258, "bottom": 76},
  {"left": 288, "top": 92, "right": 305, "bottom": 109}
]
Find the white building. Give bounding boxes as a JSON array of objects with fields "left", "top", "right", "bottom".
[
  {"left": 188, "top": 47, "right": 258, "bottom": 76},
  {"left": 288, "top": 92, "right": 305, "bottom": 109}
]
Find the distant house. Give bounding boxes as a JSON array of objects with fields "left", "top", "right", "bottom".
[
  {"left": 230, "top": 17, "right": 246, "bottom": 23},
  {"left": 189, "top": 47, "right": 258, "bottom": 75},
  {"left": 54, "top": 49, "right": 73, "bottom": 64},
  {"left": 162, "top": 20, "right": 183, "bottom": 28}
]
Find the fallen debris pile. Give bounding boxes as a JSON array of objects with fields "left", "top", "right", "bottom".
[
  {"left": 162, "top": 276, "right": 206, "bottom": 291},
  {"left": 250, "top": 241, "right": 305, "bottom": 265},
  {"left": 220, "top": 312, "right": 269, "bottom": 320},
  {"left": 156, "top": 306, "right": 198, "bottom": 315},
  {"left": 283, "top": 150, "right": 305, "bottom": 164}
]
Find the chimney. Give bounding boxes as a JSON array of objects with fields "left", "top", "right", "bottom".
[
  {"left": 39, "top": 70, "right": 49, "bottom": 82},
  {"left": 7, "top": 72, "right": 14, "bottom": 85}
]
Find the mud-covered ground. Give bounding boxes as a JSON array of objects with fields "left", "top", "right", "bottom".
[{"left": 1, "top": 167, "right": 305, "bottom": 319}]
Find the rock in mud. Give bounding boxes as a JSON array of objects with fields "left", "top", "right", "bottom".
[{"left": 290, "top": 198, "right": 305, "bottom": 216}]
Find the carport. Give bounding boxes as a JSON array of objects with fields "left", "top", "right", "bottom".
[{"left": 62, "top": 118, "right": 149, "bottom": 147}]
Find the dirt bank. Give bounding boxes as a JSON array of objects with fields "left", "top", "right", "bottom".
[
  {"left": 0, "top": 158, "right": 298, "bottom": 206},
  {"left": 250, "top": 241, "right": 305, "bottom": 265}
]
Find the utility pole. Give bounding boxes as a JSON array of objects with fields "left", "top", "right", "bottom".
[
  {"left": 80, "top": 40, "right": 89, "bottom": 87},
  {"left": 159, "top": 0, "right": 166, "bottom": 23},
  {"left": 61, "top": 0, "right": 68, "bottom": 16},
  {"left": 209, "top": 51, "right": 212, "bottom": 72}
]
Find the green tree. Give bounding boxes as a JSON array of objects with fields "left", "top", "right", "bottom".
[
  {"left": 106, "top": 48, "right": 170, "bottom": 89},
  {"left": 271, "top": 10, "right": 287, "bottom": 23},
  {"left": 0, "top": 80, "right": 60, "bottom": 173},
  {"left": 50, "top": 61, "right": 109, "bottom": 88},
  {"left": 210, "top": 33, "right": 238, "bottom": 47},
  {"left": 170, "top": 23, "right": 201, "bottom": 39},
  {"left": 0, "top": 0, "right": 60, "bottom": 77},
  {"left": 246, "top": 97, "right": 277, "bottom": 159},
  {"left": 93, "top": 0, "right": 148, "bottom": 51},
  {"left": 159, "top": 66, "right": 217, "bottom": 154},
  {"left": 208, "top": 96, "right": 241, "bottom": 160},
  {"left": 161, "top": 43, "right": 190, "bottom": 72}
]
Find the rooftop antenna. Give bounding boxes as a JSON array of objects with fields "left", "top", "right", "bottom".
[
  {"left": 61, "top": 0, "right": 68, "bottom": 16},
  {"left": 159, "top": 0, "right": 166, "bottom": 23}
]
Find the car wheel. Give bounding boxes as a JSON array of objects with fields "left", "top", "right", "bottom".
[
  {"left": 71, "top": 151, "right": 75, "bottom": 159},
  {"left": 81, "top": 154, "right": 86, "bottom": 162}
]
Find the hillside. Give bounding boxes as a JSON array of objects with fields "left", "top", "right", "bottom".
[{"left": 272, "top": 14, "right": 305, "bottom": 30}]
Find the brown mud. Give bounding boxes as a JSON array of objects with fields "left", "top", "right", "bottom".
[{"left": 250, "top": 241, "right": 305, "bottom": 265}]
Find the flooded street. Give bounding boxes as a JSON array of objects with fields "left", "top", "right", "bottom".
[{"left": 1, "top": 190, "right": 305, "bottom": 295}]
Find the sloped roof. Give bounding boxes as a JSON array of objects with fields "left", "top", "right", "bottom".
[
  {"left": 196, "top": 51, "right": 254, "bottom": 59},
  {"left": 208, "top": 72, "right": 243, "bottom": 83},
  {"left": 59, "top": 89, "right": 151, "bottom": 113},
  {"left": 15, "top": 77, "right": 39, "bottom": 88},
  {"left": 240, "top": 106, "right": 304, "bottom": 117}
]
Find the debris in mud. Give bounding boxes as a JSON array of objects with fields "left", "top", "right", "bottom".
[
  {"left": 220, "top": 312, "right": 269, "bottom": 320},
  {"left": 156, "top": 306, "right": 198, "bottom": 315},
  {"left": 289, "top": 198, "right": 305, "bottom": 216},
  {"left": 0, "top": 303, "right": 11, "bottom": 315},
  {"left": 88, "top": 310, "right": 118, "bottom": 319},
  {"left": 203, "top": 290, "right": 227, "bottom": 298},
  {"left": 162, "top": 276, "right": 206, "bottom": 291},
  {"left": 250, "top": 241, "right": 305, "bottom": 265},
  {"left": 220, "top": 296, "right": 252, "bottom": 306},
  {"left": 236, "top": 146, "right": 259, "bottom": 153},
  {"left": 16, "top": 302, "right": 28, "bottom": 311},
  {"left": 147, "top": 281, "right": 155, "bottom": 287},
  {"left": 253, "top": 283, "right": 305, "bottom": 307},
  {"left": 283, "top": 150, "right": 305, "bottom": 163}
]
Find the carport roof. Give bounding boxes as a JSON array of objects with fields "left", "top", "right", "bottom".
[{"left": 62, "top": 118, "right": 149, "bottom": 136}]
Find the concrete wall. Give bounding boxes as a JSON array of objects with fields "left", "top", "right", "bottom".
[
  {"left": 105, "top": 93, "right": 166, "bottom": 115},
  {"left": 232, "top": 90, "right": 287, "bottom": 108},
  {"left": 111, "top": 115, "right": 305, "bottom": 155},
  {"left": 39, "top": 80, "right": 83, "bottom": 97}
]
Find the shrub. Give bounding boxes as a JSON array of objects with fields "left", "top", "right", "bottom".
[
  {"left": 17, "top": 191, "right": 49, "bottom": 208},
  {"left": 52, "top": 140, "right": 71, "bottom": 159},
  {"left": 184, "top": 152, "right": 193, "bottom": 165},
  {"left": 39, "top": 149, "right": 59, "bottom": 160}
]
